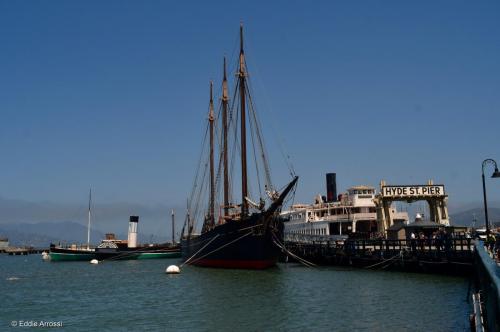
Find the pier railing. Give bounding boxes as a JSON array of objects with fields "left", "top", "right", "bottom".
[
  {"left": 285, "top": 234, "right": 474, "bottom": 253},
  {"left": 283, "top": 234, "right": 475, "bottom": 274},
  {"left": 473, "top": 240, "right": 500, "bottom": 331}
]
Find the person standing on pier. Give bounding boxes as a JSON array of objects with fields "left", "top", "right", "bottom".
[
  {"left": 495, "top": 236, "right": 500, "bottom": 262},
  {"left": 486, "top": 233, "right": 496, "bottom": 252}
]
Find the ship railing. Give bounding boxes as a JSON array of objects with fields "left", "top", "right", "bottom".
[
  {"left": 52, "top": 243, "right": 96, "bottom": 251},
  {"left": 344, "top": 238, "right": 474, "bottom": 253},
  {"left": 284, "top": 234, "right": 348, "bottom": 244}
]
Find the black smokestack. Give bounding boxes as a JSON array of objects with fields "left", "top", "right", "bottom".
[{"left": 326, "top": 173, "right": 337, "bottom": 202}]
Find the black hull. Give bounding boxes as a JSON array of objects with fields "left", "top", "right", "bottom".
[
  {"left": 182, "top": 176, "right": 297, "bottom": 269},
  {"left": 182, "top": 213, "right": 283, "bottom": 269}
]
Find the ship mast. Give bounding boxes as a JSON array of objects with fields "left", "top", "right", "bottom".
[
  {"left": 209, "top": 81, "right": 215, "bottom": 228},
  {"left": 239, "top": 23, "right": 248, "bottom": 217},
  {"left": 171, "top": 209, "right": 175, "bottom": 244},
  {"left": 222, "top": 57, "right": 229, "bottom": 217},
  {"left": 86, "top": 187, "right": 91, "bottom": 250}
]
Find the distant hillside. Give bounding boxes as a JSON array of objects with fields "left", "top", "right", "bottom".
[
  {"left": 0, "top": 221, "right": 168, "bottom": 248},
  {"left": 450, "top": 208, "right": 500, "bottom": 227},
  {"left": 0, "top": 195, "right": 184, "bottom": 235},
  {"left": 0, "top": 222, "right": 106, "bottom": 247},
  {"left": 0, "top": 228, "right": 61, "bottom": 248}
]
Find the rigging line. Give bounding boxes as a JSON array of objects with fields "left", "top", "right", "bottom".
[
  {"left": 181, "top": 234, "right": 220, "bottom": 267},
  {"left": 193, "top": 161, "right": 209, "bottom": 230},
  {"left": 188, "top": 124, "right": 209, "bottom": 207},
  {"left": 213, "top": 104, "right": 225, "bottom": 208},
  {"left": 236, "top": 223, "right": 265, "bottom": 232},
  {"left": 214, "top": 145, "right": 224, "bottom": 206},
  {"left": 272, "top": 233, "right": 316, "bottom": 267},
  {"left": 273, "top": 240, "right": 315, "bottom": 268},
  {"left": 246, "top": 77, "right": 273, "bottom": 190},
  {"left": 242, "top": 45, "right": 295, "bottom": 178},
  {"left": 187, "top": 231, "right": 253, "bottom": 266},
  {"left": 248, "top": 97, "right": 263, "bottom": 197},
  {"left": 229, "top": 85, "right": 241, "bottom": 203},
  {"left": 363, "top": 252, "right": 401, "bottom": 269},
  {"left": 227, "top": 77, "right": 240, "bottom": 170}
]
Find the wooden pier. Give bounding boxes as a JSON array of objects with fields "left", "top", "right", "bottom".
[
  {"left": 284, "top": 235, "right": 474, "bottom": 275},
  {"left": 2, "top": 247, "right": 47, "bottom": 255}
]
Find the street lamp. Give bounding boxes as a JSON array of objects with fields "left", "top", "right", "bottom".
[{"left": 482, "top": 158, "right": 500, "bottom": 236}]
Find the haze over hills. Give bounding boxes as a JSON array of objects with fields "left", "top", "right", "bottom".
[
  {"left": 449, "top": 207, "right": 500, "bottom": 228},
  {"left": 0, "top": 196, "right": 184, "bottom": 247},
  {"left": 0, "top": 222, "right": 106, "bottom": 247},
  {"left": 0, "top": 222, "right": 173, "bottom": 248},
  {"left": 0, "top": 195, "right": 183, "bottom": 233}
]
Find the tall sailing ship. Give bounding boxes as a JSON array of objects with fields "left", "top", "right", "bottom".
[{"left": 181, "top": 25, "right": 298, "bottom": 269}]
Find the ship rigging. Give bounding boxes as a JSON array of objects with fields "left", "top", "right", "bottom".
[{"left": 181, "top": 24, "right": 298, "bottom": 269}]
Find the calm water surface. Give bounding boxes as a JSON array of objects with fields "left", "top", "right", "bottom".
[{"left": 0, "top": 255, "right": 470, "bottom": 331}]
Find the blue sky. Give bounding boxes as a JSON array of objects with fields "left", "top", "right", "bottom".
[{"left": 1, "top": 0, "right": 499, "bottom": 212}]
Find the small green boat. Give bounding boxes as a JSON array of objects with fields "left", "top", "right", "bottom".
[
  {"left": 48, "top": 209, "right": 182, "bottom": 262},
  {"left": 49, "top": 244, "right": 181, "bottom": 262}
]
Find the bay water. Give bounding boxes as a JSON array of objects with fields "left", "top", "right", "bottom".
[{"left": 0, "top": 255, "right": 470, "bottom": 331}]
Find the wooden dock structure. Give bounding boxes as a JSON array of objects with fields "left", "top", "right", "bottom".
[
  {"left": 1, "top": 247, "right": 46, "bottom": 255},
  {"left": 284, "top": 235, "right": 474, "bottom": 275}
]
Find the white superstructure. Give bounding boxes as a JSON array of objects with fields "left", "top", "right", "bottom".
[{"left": 282, "top": 185, "right": 408, "bottom": 239}]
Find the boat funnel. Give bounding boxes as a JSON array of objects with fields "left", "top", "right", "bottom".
[
  {"left": 326, "top": 173, "right": 337, "bottom": 202},
  {"left": 127, "top": 216, "right": 139, "bottom": 248}
]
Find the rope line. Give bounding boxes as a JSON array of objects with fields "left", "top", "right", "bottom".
[
  {"left": 181, "top": 234, "right": 220, "bottom": 267},
  {"left": 186, "top": 231, "right": 253, "bottom": 266},
  {"left": 273, "top": 233, "right": 316, "bottom": 268}
]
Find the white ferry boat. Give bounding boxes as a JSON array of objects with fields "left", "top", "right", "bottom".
[{"left": 281, "top": 175, "right": 408, "bottom": 240}]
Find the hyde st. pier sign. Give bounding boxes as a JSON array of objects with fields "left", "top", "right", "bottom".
[{"left": 381, "top": 185, "right": 445, "bottom": 198}]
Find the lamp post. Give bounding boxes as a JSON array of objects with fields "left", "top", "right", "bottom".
[{"left": 481, "top": 159, "right": 500, "bottom": 236}]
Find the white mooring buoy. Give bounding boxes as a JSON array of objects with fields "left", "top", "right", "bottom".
[
  {"left": 90, "top": 259, "right": 99, "bottom": 265},
  {"left": 41, "top": 252, "right": 50, "bottom": 261},
  {"left": 166, "top": 265, "right": 180, "bottom": 274}
]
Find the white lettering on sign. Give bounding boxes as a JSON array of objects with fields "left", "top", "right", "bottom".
[{"left": 381, "top": 185, "right": 445, "bottom": 197}]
